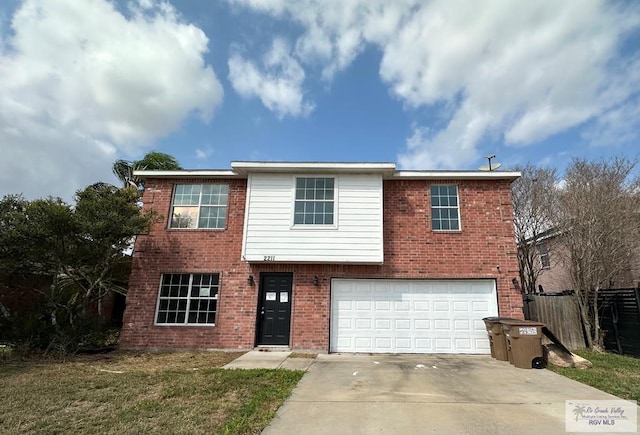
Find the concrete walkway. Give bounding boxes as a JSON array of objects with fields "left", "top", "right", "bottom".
[
  {"left": 262, "top": 354, "right": 638, "bottom": 435},
  {"left": 223, "top": 350, "right": 316, "bottom": 371}
]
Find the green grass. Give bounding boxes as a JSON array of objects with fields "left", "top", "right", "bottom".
[
  {"left": 0, "top": 351, "right": 304, "bottom": 435},
  {"left": 548, "top": 349, "right": 640, "bottom": 401}
]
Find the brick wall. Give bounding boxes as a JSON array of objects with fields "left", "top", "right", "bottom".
[{"left": 120, "top": 177, "right": 522, "bottom": 351}]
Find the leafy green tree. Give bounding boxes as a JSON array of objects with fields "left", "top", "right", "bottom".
[
  {"left": 112, "top": 151, "right": 182, "bottom": 189},
  {"left": 0, "top": 184, "right": 157, "bottom": 352}
]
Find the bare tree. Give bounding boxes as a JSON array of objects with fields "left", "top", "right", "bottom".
[
  {"left": 512, "top": 164, "right": 559, "bottom": 294},
  {"left": 556, "top": 157, "right": 640, "bottom": 349}
]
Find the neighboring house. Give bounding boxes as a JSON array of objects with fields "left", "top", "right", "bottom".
[
  {"left": 536, "top": 233, "right": 640, "bottom": 293},
  {"left": 119, "top": 162, "right": 523, "bottom": 354},
  {"left": 534, "top": 235, "right": 572, "bottom": 292}
]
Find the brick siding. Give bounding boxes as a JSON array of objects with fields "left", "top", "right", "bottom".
[{"left": 119, "top": 177, "right": 522, "bottom": 351}]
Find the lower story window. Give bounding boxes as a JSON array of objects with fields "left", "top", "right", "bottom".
[{"left": 156, "top": 273, "right": 219, "bottom": 325}]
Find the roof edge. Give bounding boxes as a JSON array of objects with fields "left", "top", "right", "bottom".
[
  {"left": 231, "top": 161, "right": 397, "bottom": 175},
  {"left": 133, "top": 165, "right": 521, "bottom": 181},
  {"left": 389, "top": 170, "right": 521, "bottom": 180},
  {"left": 133, "top": 170, "right": 239, "bottom": 178}
]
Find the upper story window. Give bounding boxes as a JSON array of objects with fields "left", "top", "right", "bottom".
[
  {"left": 170, "top": 184, "right": 228, "bottom": 229},
  {"left": 538, "top": 243, "right": 550, "bottom": 268},
  {"left": 294, "top": 177, "right": 335, "bottom": 225},
  {"left": 156, "top": 273, "right": 219, "bottom": 325},
  {"left": 430, "top": 185, "right": 460, "bottom": 231}
]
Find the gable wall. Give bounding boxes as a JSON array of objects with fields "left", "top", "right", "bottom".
[{"left": 242, "top": 173, "right": 384, "bottom": 263}]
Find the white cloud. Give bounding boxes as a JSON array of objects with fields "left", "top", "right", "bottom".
[
  {"left": 0, "top": 0, "right": 223, "bottom": 200},
  {"left": 228, "top": 38, "right": 313, "bottom": 118},
  {"left": 230, "top": 0, "right": 640, "bottom": 168},
  {"left": 195, "top": 147, "right": 213, "bottom": 160},
  {"left": 390, "top": 1, "right": 640, "bottom": 167},
  {"left": 582, "top": 98, "right": 640, "bottom": 148},
  {"left": 229, "top": 0, "right": 415, "bottom": 80}
]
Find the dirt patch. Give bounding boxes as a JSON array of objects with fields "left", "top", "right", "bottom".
[{"left": 288, "top": 352, "right": 318, "bottom": 359}]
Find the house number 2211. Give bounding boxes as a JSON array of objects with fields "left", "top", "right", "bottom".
[{"left": 263, "top": 255, "right": 276, "bottom": 262}]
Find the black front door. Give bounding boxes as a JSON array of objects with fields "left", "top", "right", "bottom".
[{"left": 257, "top": 273, "right": 292, "bottom": 346}]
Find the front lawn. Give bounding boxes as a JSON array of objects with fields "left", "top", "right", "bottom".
[
  {"left": 548, "top": 349, "right": 640, "bottom": 401},
  {"left": 0, "top": 351, "right": 304, "bottom": 434}
]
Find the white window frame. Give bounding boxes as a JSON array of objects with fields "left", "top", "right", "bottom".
[
  {"left": 169, "top": 183, "right": 228, "bottom": 230},
  {"left": 154, "top": 273, "right": 220, "bottom": 326},
  {"left": 291, "top": 176, "right": 338, "bottom": 229},
  {"left": 430, "top": 184, "right": 461, "bottom": 231}
]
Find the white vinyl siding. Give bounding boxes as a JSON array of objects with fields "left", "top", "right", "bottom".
[
  {"left": 331, "top": 279, "right": 497, "bottom": 354},
  {"left": 242, "top": 173, "right": 383, "bottom": 263}
]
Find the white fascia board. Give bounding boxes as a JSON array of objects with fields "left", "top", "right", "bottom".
[
  {"left": 231, "top": 161, "right": 396, "bottom": 176},
  {"left": 133, "top": 170, "right": 240, "bottom": 178},
  {"left": 390, "top": 170, "right": 521, "bottom": 181}
]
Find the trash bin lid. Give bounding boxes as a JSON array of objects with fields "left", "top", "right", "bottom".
[
  {"left": 499, "top": 319, "right": 545, "bottom": 327},
  {"left": 482, "top": 317, "right": 519, "bottom": 322}
]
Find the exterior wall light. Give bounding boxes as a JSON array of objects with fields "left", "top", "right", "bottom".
[
  {"left": 312, "top": 275, "right": 319, "bottom": 286},
  {"left": 247, "top": 275, "right": 255, "bottom": 286}
]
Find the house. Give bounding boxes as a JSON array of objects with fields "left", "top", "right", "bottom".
[
  {"left": 535, "top": 232, "right": 640, "bottom": 293},
  {"left": 119, "top": 162, "right": 523, "bottom": 354}
]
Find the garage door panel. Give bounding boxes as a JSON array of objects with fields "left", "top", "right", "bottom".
[
  {"left": 395, "top": 301, "right": 411, "bottom": 310},
  {"left": 412, "top": 301, "right": 429, "bottom": 311},
  {"left": 473, "top": 319, "right": 485, "bottom": 330},
  {"left": 337, "top": 300, "right": 353, "bottom": 309},
  {"left": 356, "top": 300, "right": 372, "bottom": 310},
  {"left": 355, "top": 318, "right": 371, "bottom": 329},
  {"left": 453, "top": 301, "right": 470, "bottom": 311},
  {"left": 375, "top": 301, "right": 391, "bottom": 312},
  {"left": 375, "top": 337, "right": 392, "bottom": 349},
  {"left": 395, "top": 338, "right": 411, "bottom": 351},
  {"left": 414, "top": 319, "right": 430, "bottom": 330},
  {"left": 475, "top": 338, "right": 491, "bottom": 351},
  {"left": 395, "top": 319, "right": 411, "bottom": 329},
  {"left": 330, "top": 279, "right": 497, "bottom": 354},
  {"left": 375, "top": 318, "right": 391, "bottom": 329},
  {"left": 455, "top": 338, "right": 472, "bottom": 350},
  {"left": 434, "top": 319, "right": 450, "bottom": 330},
  {"left": 454, "top": 319, "right": 471, "bottom": 330},
  {"left": 472, "top": 301, "right": 489, "bottom": 311},
  {"left": 338, "top": 318, "right": 352, "bottom": 328},
  {"left": 433, "top": 301, "right": 449, "bottom": 311},
  {"left": 414, "top": 338, "right": 432, "bottom": 351},
  {"left": 355, "top": 337, "right": 372, "bottom": 349},
  {"left": 435, "top": 338, "right": 453, "bottom": 351}
]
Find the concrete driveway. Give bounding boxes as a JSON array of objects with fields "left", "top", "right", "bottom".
[{"left": 263, "top": 354, "right": 634, "bottom": 435}]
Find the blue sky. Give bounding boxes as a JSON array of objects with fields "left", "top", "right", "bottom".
[{"left": 0, "top": 0, "right": 639, "bottom": 200}]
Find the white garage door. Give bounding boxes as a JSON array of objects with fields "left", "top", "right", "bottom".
[{"left": 330, "top": 279, "right": 498, "bottom": 354}]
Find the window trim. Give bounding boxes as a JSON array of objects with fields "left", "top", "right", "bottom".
[
  {"left": 290, "top": 175, "right": 339, "bottom": 230},
  {"left": 168, "top": 183, "right": 229, "bottom": 230},
  {"left": 538, "top": 243, "right": 550, "bottom": 269},
  {"left": 154, "top": 273, "right": 220, "bottom": 327},
  {"left": 430, "top": 184, "right": 462, "bottom": 232}
]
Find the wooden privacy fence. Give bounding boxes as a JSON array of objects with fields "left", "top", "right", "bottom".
[
  {"left": 524, "top": 285, "right": 640, "bottom": 356},
  {"left": 598, "top": 286, "right": 640, "bottom": 357},
  {"left": 523, "top": 294, "right": 586, "bottom": 350}
]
